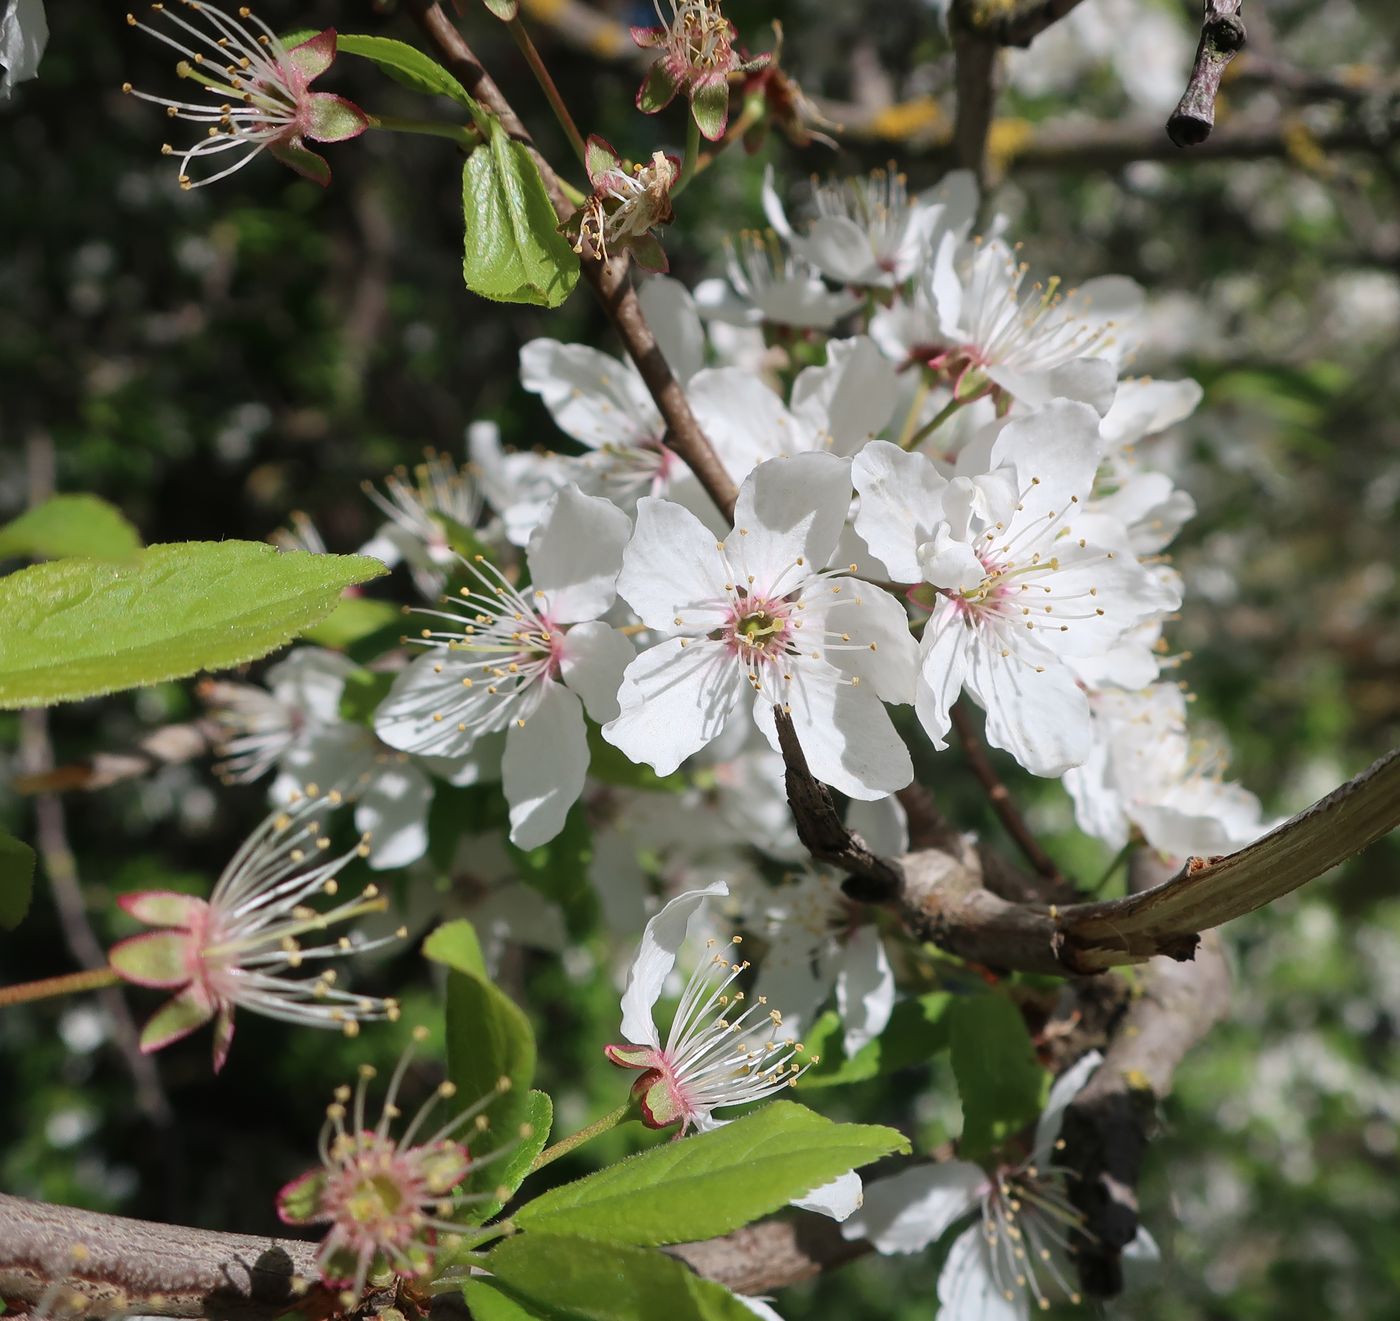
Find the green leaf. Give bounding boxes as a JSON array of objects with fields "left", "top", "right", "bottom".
[
  {"left": 485, "top": 1235, "right": 758, "bottom": 1321},
  {"left": 801, "top": 992, "right": 953, "bottom": 1089},
  {"left": 0, "top": 543, "right": 386, "bottom": 710},
  {"left": 948, "top": 994, "right": 1050, "bottom": 1163},
  {"left": 426, "top": 920, "right": 537, "bottom": 1164},
  {"left": 334, "top": 34, "right": 479, "bottom": 111},
  {"left": 0, "top": 830, "right": 36, "bottom": 931},
  {"left": 513, "top": 1100, "right": 908, "bottom": 1245},
  {"left": 0, "top": 495, "right": 141, "bottom": 563},
  {"left": 301, "top": 595, "right": 402, "bottom": 653},
  {"left": 461, "top": 120, "right": 579, "bottom": 308},
  {"left": 465, "top": 1088, "right": 553, "bottom": 1225},
  {"left": 480, "top": 0, "right": 519, "bottom": 20},
  {"left": 458, "top": 1281, "right": 542, "bottom": 1321}
]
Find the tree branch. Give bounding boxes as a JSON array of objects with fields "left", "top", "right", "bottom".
[
  {"left": 668, "top": 1218, "right": 871, "bottom": 1295},
  {"left": 402, "top": 0, "right": 738, "bottom": 521},
  {"left": 1168, "top": 1, "right": 1247, "bottom": 147}
]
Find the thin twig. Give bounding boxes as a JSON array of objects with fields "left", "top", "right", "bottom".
[
  {"left": 949, "top": 702, "right": 1064, "bottom": 887},
  {"left": 1168, "top": 0, "right": 1248, "bottom": 147}
]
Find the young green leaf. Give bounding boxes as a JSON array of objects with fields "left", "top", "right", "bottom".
[
  {"left": 480, "top": 0, "right": 519, "bottom": 21},
  {"left": 948, "top": 994, "right": 1050, "bottom": 1163},
  {"left": 0, "top": 543, "right": 386, "bottom": 709},
  {"left": 426, "top": 920, "right": 537, "bottom": 1153},
  {"left": 0, "top": 830, "right": 36, "bottom": 931},
  {"left": 513, "top": 1100, "right": 909, "bottom": 1245},
  {"left": 0, "top": 495, "right": 141, "bottom": 563},
  {"left": 461, "top": 119, "right": 579, "bottom": 308},
  {"left": 334, "top": 34, "right": 479, "bottom": 112},
  {"left": 300, "top": 595, "right": 402, "bottom": 653},
  {"left": 485, "top": 1234, "right": 759, "bottom": 1321},
  {"left": 464, "top": 1088, "right": 553, "bottom": 1225},
  {"left": 458, "top": 1281, "right": 542, "bottom": 1321}
]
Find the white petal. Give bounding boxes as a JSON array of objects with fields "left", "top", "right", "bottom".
[
  {"left": 618, "top": 880, "right": 729, "bottom": 1047},
  {"left": 616, "top": 497, "right": 731, "bottom": 632},
  {"left": 527, "top": 485, "right": 631, "bottom": 623},
  {"left": 918, "top": 526, "right": 985, "bottom": 593},
  {"left": 851, "top": 440, "right": 949, "bottom": 582},
  {"left": 638, "top": 275, "right": 706, "bottom": 384},
  {"left": 266, "top": 647, "right": 357, "bottom": 724},
  {"left": 914, "top": 602, "right": 971, "bottom": 751},
  {"left": 965, "top": 641, "right": 1091, "bottom": 778},
  {"left": 753, "top": 924, "right": 831, "bottom": 1041},
  {"left": 760, "top": 163, "right": 793, "bottom": 238},
  {"left": 789, "top": 215, "right": 882, "bottom": 285},
  {"left": 988, "top": 399, "right": 1103, "bottom": 520},
  {"left": 519, "top": 339, "right": 659, "bottom": 450},
  {"left": 792, "top": 1170, "right": 863, "bottom": 1222},
  {"left": 988, "top": 355, "right": 1117, "bottom": 415},
  {"left": 937, "top": 1223, "right": 1026, "bottom": 1321},
  {"left": 688, "top": 367, "right": 810, "bottom": 484},
  {"left": 275, "top": 723, "right": 378, "bottom": 796},
  {"left": 727, "top": 453, "right": 852, "bottom": 597},
  {"left": 374, "top": 652, "right": 478, "bottom": 757},
  {"left": 0, "top": 0, "right": 48, "bottom": 94},
  {"left": 837, "top": 926, "right": 895, "bottom": 1057},
  {"left": 356, "top": 761, "right": 434, "bottom": 870},
  {"left": 559, "top": 621, "right": 634, "bottom": 724},
  {"left": 812, "top": 579, "right": 918, "bottom": 705},
  {"left": 418, "top": 733, "right": 504, "bottom": 787},
  {"left": 1032, "top": 1049, "right": 1103, "bottom": 1164},
  {"left": 603, "top": 638, "right": 742, "bottom": 777},
  {"left": 735, "top": 1296, "right": 784, "bottom": 1321},
  {"left": 770, "top": 661, "right": 913, "bottom": 800},
  {"left": 846, "top": 793, "right": 909, "bottom": 855},
  {"left": 1100, "top": 377, "right": 1202, "bottom": 449},
  {"left": 843, "top": 1163, "right": 985, "bottom": 1253},
  {"left": 791, "top": 337, "right": 900, "bottom": 455},
  {"left": 502, "top": 680, "right": 587, "bottom": 850}
]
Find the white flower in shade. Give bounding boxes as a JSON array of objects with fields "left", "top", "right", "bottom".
[
  {"left": 468, "top": 420, "right": 571, "bottom": 550},
  {"left": 845, "top": 1051, "right": 1158, "bottom": 1319},
  {"left": 761, "top": 164, "right": 977, "bottom": 288},
  {"left": 603, "top": 452, "right": 917, "bottom": 800},
  {"left": 852, "top": 403, "right": 1180, "bottom": 777},
  {"left": 360, "top": 450, "right": 484, "bottom": 600},
  {"left": 1064, "top": 682, "right": 1274, "bottom": 857},
  {"left": 695, "top": 231, "right": 862, "bottom": 330},
  {"left": 604, "top": 881, "right": 813, "bottom": 1134},
  {"left": 871, "top": 236, "right": 1142, "bottom": 416},
  {"left": 122, "top": 4, "right": 368, "bottom": 189},
  {"left": 687, "top": 335, "right": 898, "bottom": 486},
  {"left": 753, "top": 796, "right": 907, "bottom": 1054},
  {"left": 277, "top": 1028, "right": 514, "bottom": 1304},
  {"left": 0, "top": 0, "right": 47, "bottom": 98},
  {"left": 202, "top": 648, "right": 452, "bottom": 872},
  {"left": 374, "top": 486, "right": 634, "bottom": 849},
  {"left": 109, "top": 793, "right": 403, "bottom": 1072},
  {"left": 519, "top": 276, "right": 708, "bottom": 511}
]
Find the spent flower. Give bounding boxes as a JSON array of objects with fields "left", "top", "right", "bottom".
[
  {"left": 565, "top": 136, "right": 680, "bottom": 273},
  {"left": 277, "top": 1027, "right": 515, "bottom": 1304},
  {"left": 123, "top": 2, "right": 368, "bottom": 188},
  {"left": 109, "top": 791, "right": 402, "bottom": 1071}
]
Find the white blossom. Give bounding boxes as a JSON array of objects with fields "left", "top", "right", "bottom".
[
  {"left": 853, "top": 403, "right": 1179, "bottom": 777},
  {"left": 603, "top": 452, "right": 918, "bottom": 799},
  {"left": 694, "top": 231, "right": 862, "bottom": 330},
  {"left": 375, "top": 486, "right": 634, "bottom": 848},
  {"left": 0, "top": 0, "right": 46, "bottom": 98}
]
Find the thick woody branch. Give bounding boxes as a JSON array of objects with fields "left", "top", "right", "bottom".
[
  {"left": 814, "top": 748, "right": 1399, "bottom": 975},
  {"left": 1168, "top": 1, "right": 1247, "bottom": 147},
  {"left": 1059, "top": 854, "right": 1232, "bottom": 1297},
  {"left": 403, "top": 1, "right": 738, "bottom": 520},
  {"left": 0, "top": 1195, "right": 320, "bottom": 1319},
  {"left": 668, "top": 1218, "right": 870, "bottom": 1294}
]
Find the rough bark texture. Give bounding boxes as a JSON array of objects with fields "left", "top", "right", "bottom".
[{"left": 1168, "top": 1, "right": 1248, "bottom": 146}]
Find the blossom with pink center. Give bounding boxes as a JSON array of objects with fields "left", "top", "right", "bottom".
[
  {"left": 603, "top": 452, "right": 918, "bottom": 800},
  {"left": 519, "top": 276, "right": 709, "bottom": 513},
  {"left": 631, "top": 0, "right": 767, "bottom": 141},
  {"left": 108, "top": 792, "right": 403, "bottom": 1072},
  {"left": 852, "top": 402, "right": 1180, "bottom": 777},
  {"left": 375, "top": 486, "right": 634, "bottom": 848},
  {"left": 605, "top": 882, "right": 813, "bottom": 1134},
  {"left": 278, "top": 1028, "right": 515, "bottom": 1305},
  {"left": 871, "top": 234, "right": 1143, "bottom": 416},
  {"left": 123, "top": 2, "right": 369, "bottom": 189}
]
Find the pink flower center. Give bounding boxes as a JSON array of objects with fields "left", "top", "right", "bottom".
[
  {"left": 320, "top": 1132, "right": 466, "bottom": 1254},
  {"left": 721, "top": 594, "right": 795, "bottom": 665}
]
